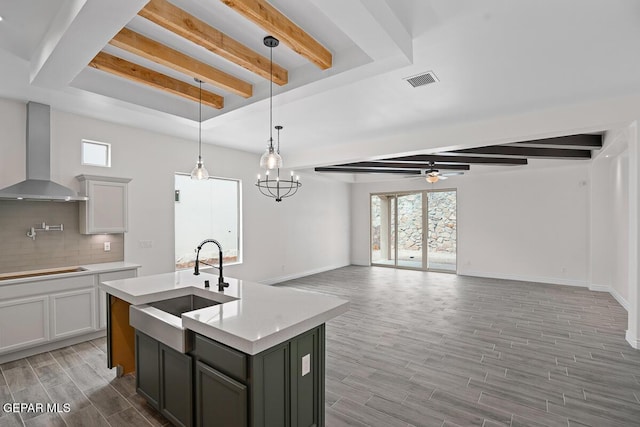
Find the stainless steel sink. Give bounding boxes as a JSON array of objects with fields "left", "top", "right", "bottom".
[
  {"left": 130, "top": 292, "right": 232, "bottom": 353},
  {"left": 148, "top": 294, "right": 220, "bottom": 317}
]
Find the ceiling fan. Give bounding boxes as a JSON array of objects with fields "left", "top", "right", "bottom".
[{"left": 422, "top": 162, "right": 463, "bottom": 183}]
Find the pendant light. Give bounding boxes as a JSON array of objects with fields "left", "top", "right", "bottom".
[
  {"left": 256, "top": 125, "right": 301, "bottom": 202},
  {"left": 259, "top": 36, "right": 283, "bottom": 170},
  {"left": 190, "top": 78, "right": 209, "bottom": 180}
]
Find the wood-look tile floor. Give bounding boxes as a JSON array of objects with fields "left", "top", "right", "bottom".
[
  {"left": 1, "top": 266, "right": 639, "bottom": 426},
  {"left": 0, "top": 338, "right": 170, "bottom": 427},
  {"left": 278, "top": 266, "right": 640, "bottom": 427}
]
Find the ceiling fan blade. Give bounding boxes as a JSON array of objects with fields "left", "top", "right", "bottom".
[{"left": 438, "top": 176, "right": 449, "bottom": 180}]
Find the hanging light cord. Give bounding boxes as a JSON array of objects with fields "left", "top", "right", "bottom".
[
  {"left": 198, "top": 79, "right": 202, "bottom": 161},
  {"left": 269, "top": 44, "right": 273, "bottom": 149}
]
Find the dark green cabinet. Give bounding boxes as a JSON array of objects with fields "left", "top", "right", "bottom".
[
  {"left": 160, "top": 344, "right": 193, "bottom": 427},
  {"left": 135, "top": 330, "right": 160, "bottom": 408},
  {"left": 195, "top": 361, "right": 247, "bottom": 427},
  {"left": 135, "top": 330, "right": 193, "bottom": 427},
  {"left": 192, "top": 325, "right": 325, "bottom": 427},
  {"left": 290, "top": 326, "right": 324, "bottom": 427},
  {"left": 136, "top": 325, "right": 325, "bottom": 427}
]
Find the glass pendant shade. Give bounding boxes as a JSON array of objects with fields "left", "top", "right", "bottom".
[
  {"left": 426, "top": 174, "right": 439, "bottom": 183},
  {"left": 259, "top": 144, "right": 283, "bottom": 170},
  {"left": 191, "top": 158, "right": 209, "bottom": 180}
]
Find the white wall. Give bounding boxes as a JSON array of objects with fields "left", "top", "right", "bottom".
[
  {"left": 351, "top": 163, "right": 590, "bottom": 286},
  {"left": 0, "top": 98, "right": 351, "bottom": 282},
  {"left": 590, "top": 128, "right": 630, "bottom": 308}
]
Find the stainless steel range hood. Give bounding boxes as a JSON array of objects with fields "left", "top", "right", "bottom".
[{"left": 0, "top": 102, "right": 87, "bottom": 201}]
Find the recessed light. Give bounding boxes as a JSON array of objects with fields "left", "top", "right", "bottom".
[{"left": 0, "top": 16, "right": 4, "bottom": 22}]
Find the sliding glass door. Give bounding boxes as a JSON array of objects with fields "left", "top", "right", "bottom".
[
  {"left": 371, "top": 190, "right": 456, "bottom": 272},
  {"left": 397, "top": 193, "right": 423, "bottom": 269},
  {"left": 426, "top": 190, "right": 457, "bottom": 272},
  {"left": 371, "top": 194, "right": 396, "bottom": 266}
]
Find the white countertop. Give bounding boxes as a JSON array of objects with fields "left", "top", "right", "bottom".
[
  {"left": 99, "top": 269, "right": 349, "bottom": 355},
  {"left": 0, "top": 261, "right": 141, "bottom": 286}
]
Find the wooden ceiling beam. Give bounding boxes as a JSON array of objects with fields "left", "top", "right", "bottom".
[
  {"left": 508, "top": 134, "right": 602, "bottom": 149},
  {"left": 449, "top": 146, "right": 592, "bottom": 158},
  {"left": 220, "top": 0, "right": 332, "bottom": 70},
  {"left": 375, "top": 155, "right": 528, "bottom": 165},
  {"left": 315, "top": 167, "right": 421, "bottom": 175},
  {"left": 88, "top": 52, "right": 224, "bottom": 109},
  {"left": 335, "top": 162, "right": 471, "bottom": 171},
  {"left": 110, "top": 28, "right": 252, "bottom": 98},
  {"left": 139, "top": 0, "right": 288, "bottom": 85}
]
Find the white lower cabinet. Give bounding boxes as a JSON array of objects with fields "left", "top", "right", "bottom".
[
  {"left": 0, "top": 295, "right": 49, "bottom": 352},
  {"left": 0, "top": 267, "right": 138, "bottom": 357},
  {"left": 50, "top": 288, "right": 96, "bottom": 339}
]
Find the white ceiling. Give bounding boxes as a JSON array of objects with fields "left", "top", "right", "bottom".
[{"left": 1, "top": 0, "right": 640, "bottom": 173}]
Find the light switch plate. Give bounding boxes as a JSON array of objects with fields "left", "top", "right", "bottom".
[
  {"left": 302, "top": 354, "right": 310, "bottom": 376},
  {"left": 104, "top": 241, "right": 111, "bottom": 252}
]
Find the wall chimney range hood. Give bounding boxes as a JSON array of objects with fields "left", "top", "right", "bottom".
[{"left": 0, "top": 102, "right": 87, "bottom": 201}]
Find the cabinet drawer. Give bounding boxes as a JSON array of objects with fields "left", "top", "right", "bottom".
[{"left": 192, "top": 334, "right": 247, "bottom": 383}]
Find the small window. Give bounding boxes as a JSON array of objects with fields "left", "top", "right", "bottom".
[{"left": 82, "top": 139, "right": 111, "bottom": 167}]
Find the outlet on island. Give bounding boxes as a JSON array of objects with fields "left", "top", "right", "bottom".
[{"left": 104, "top": 241, "right": 111, "bottom": 252}]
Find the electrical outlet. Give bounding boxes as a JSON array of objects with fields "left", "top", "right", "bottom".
[
  {"left": 301, "top": 354, "right": 310, "bottom": 376},
  {"left": 139, "top": 240, "right": 153, "bottom": 249},
  {"left": 104, "top": 241, "right": 111, "bottom": 252}
]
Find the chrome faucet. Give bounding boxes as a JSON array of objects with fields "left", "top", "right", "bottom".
[{"left": 194, "top": 239, "right": 229, "bottom": 291}]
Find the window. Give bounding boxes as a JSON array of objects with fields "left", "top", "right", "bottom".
[
  {"left": 174, "top": 174, "right": 241, "bottom": 271},
  {"left": 81, "top": 140, "right": 111, "bottom": 167},
  {"left": 371, "top": 189, "right": 457, "bottom": 272}
]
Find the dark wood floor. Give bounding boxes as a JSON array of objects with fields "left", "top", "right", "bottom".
[{"left": 1, "top": 266, "right": 639, "bottom": 426}]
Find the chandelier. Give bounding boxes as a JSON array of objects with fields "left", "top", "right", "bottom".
[
  {"left": 256, "top": 125, "right": 301, "bottom": 202},
  {"left": 255, "top": 35, "right": 301, "bottom": 202}
]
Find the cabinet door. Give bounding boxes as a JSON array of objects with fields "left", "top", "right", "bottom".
[
  {"left": 50, "top": 288, "right": 96, "bottom": 339},
  {"left": 81, "top": 180, "right": 128, "bottom": 234},
  {"left": 135, "top": 331, "right": 160, "bottom": 409},
  {"left": 195, "top": 361, "right": 247, "bottom": 427},
  {"left": 160, "top": 344, "right": 193, "bottom": 427},
  {"left": 0, "top": 296, "right": 49, "bottom": 353}
]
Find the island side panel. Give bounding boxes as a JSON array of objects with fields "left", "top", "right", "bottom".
[{"left": 108, "top": 294, "right": 135, "bottom": 374}]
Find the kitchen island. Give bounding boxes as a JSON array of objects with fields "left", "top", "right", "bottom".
[{"left": 99, "top": 269, "right": 349, "bottom": 427}]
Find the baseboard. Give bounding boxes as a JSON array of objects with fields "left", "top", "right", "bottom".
[
  {"left": 260, "top": 263, "right": 350, "bottom": 285},
  {"left": 587, "top": 283, "right": 610, "bottom": 292},
  {"left": 350, "top": 259, "right": 370, "bottom": 267},
  {"left": 0, "top": 330, "right": 106, "bottom": 364},
  {"left": 626, "top": 330, "right": 640, "bottom": 349},
  {"left": 459, "top": 270, "right": 588, "bottom": 288},
  {"left": 607, "top": 286, "right": 630, "bottom": 312}
]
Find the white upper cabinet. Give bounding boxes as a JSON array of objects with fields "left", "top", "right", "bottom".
[{"left": 76, "top": 175, "right": 131, "bottom": 234}]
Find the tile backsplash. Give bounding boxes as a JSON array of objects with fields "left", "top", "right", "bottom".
[{"left": 0, "top": 201, "right": 124, "bottom": 273}]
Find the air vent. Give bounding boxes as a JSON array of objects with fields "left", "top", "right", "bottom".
[{"left": 404, "top": 71, "right": 438, "bottom": 88}]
